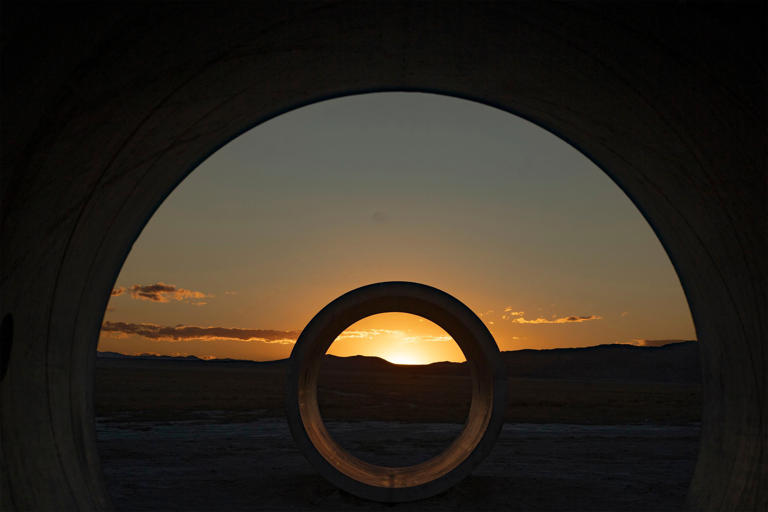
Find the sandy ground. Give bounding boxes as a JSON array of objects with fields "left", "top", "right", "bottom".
[{"left": 97, "top": 417, "right": 699, "bottom": 511}]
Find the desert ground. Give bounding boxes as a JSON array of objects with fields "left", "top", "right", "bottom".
[{"left": 95, "top": 344, "right": 701, "bottom": 510}]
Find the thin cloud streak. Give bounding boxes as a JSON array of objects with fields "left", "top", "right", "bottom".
[
  {"left": 336, "top": 329, "right": 404, "bottom": 340},
  {"left": 402, "top": 334, "right": 453, "bottom": 343},
  {"left": 501, "top": 310, "right": 602, "bottom": 324},
  {"left": 501, "top": 307, "right": 525, "bottom": 320},
  {"left": 117, "top": 351, "right": 218, "bottom": 360},
  {"left": 420, "top": 335, "right": 454, "bottom": 342},
  {"left": 111, "top": 282, "right": 210, "bottom": 304},
  {"left": 338, "top": 329, "right": 454, "bottom": 344},
  {"left": 101, "top": 321, "right": 299, "bottom": 344}
]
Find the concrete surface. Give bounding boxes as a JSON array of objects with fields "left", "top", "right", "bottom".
[{"left": 1, "top": 1, "right": 765, "bottom": 510}]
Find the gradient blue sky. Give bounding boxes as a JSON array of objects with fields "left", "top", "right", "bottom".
[{"left": 99, "top": 93, "right": 696, "bottom": 363}]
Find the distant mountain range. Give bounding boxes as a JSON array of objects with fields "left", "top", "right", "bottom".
[
  {"left": 98, "top": 340, "right": 699, "bottom": 383},
  {"left": 499, "top": 342, "right": 699, "bottom": 383}
]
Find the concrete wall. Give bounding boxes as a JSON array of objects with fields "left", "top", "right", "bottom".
[{"left": 1, "top": 1, "right": 764, "bottom": 510}]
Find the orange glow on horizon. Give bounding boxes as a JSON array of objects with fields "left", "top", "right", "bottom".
[{"left": 326, "top": 313, "right": 466, "bottom": 365}]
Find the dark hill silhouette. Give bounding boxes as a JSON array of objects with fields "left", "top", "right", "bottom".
[
  {"left": 501, "top": 341, "right": 699, "bottom": 383},
  {"left": 98, "top": 341, "right": 699, "bottom": 383}
]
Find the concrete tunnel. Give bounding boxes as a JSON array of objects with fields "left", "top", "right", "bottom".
[{"left": 0, "top": 1, "right": 765, "bottom": 510}]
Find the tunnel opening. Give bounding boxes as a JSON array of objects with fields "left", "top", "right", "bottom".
[
  {"left": 317, "top": 312, "right": 472, "bottom": 468},
  {"left": 92, "top": 92, "right": 701, "bottom": 510}
]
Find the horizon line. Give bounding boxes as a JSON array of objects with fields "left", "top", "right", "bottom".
[{"left": 97, "top": 339, "right": 697, "bottom": 364}]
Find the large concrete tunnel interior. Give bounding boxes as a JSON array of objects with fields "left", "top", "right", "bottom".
[{"left": 1, "top": 2, "right": 765, "bottom": 510}]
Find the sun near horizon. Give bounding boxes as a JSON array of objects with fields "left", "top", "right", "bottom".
[{"left": 325, "top": 313, "right": 465, "bottom": 366}]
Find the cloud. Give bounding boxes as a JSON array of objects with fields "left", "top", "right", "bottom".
[
  {"left": 101, "top": 321, "right": 299, "bottom": 344},
  {"left": 336, "top": 329, "right": 404, "bottom": 340},
  {"left": 421, "top": 335, "right": 453, "bottom": 342},
  {"left": 402, "top": 334, "right": 453, "bottom": 343},
  {"left": 111, "top": 282, "right": 210, "bottom": 303},
  {"left": 501, "top": 309, "right": 524, "bottom": 320},
  {"left": 336, "top": 329, "right": 454, "bottom": 344},
  {"left": 128, "top": 351, "right": 215, "bottom": 359},
  {"left": 631, "top": 338, "right": 689, "bottom": 347},
  {"left": 510, "top": 314, "right": 602, "bottom": 324}
]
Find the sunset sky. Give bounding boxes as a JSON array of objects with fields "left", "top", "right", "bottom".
[{"left": 98, "top": 93, "right": 696, "bottom": 364}]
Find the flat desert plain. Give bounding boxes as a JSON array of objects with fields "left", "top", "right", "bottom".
[{"left": 95, "top": 342, "right": 701, "bottom": 511}]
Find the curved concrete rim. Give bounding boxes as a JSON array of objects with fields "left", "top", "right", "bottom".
[{"left": 285, "top": 282, "right": 507, "bottom": 502}]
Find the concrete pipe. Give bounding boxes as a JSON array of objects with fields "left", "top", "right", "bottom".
[
  {"left": 1, "top": 2, "right": 765, "bottom": 510},
  {"left": 285, "top": 282, "right": 507, "bottom": 502}
]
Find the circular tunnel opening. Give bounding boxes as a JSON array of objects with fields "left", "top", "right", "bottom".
[
  {"left": 317, "top": 312, "right": 472, "bottom": 468},
  {"left": 94, "top": 92, "right": 701, "bottom": 510}
]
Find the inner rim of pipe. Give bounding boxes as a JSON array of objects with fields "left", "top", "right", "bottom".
[{"left": 295, "top": 301, "right": 494, "bottom": 488}]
